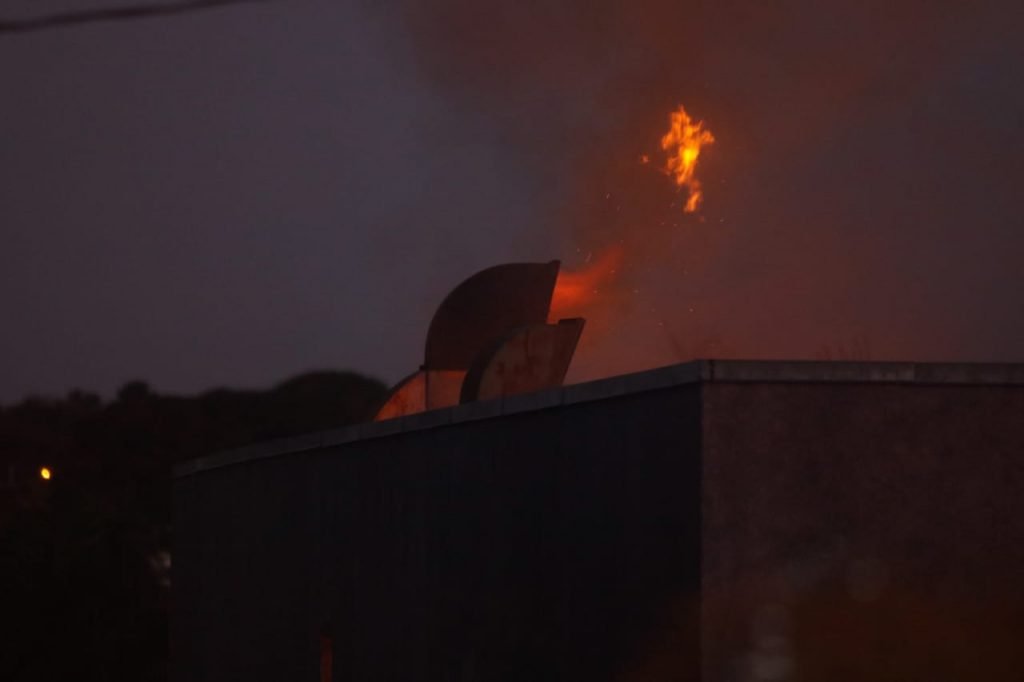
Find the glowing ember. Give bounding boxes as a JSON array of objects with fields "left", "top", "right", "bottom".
[
  {"left": 660, "top": 105, "right": 715, "bottom": 212},
  {"left": 551, "top": 105, "right": 715, "bottom": 325},
  {"left": 550, "top": 246, "right": 624, "bottom": 320}
]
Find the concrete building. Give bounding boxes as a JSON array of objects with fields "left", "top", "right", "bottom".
[{"left": 174, "top": 360, "right": 1024, "bottom": 681}]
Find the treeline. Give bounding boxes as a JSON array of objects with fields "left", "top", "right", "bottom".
[{"left": 0, "top": 370, "right": 387, "bottom": 681}]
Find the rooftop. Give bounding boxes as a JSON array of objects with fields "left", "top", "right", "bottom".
[{"left": 174, "top": 359, "right": 1024, "bottom": 479}]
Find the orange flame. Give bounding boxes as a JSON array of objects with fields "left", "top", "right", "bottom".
[
  {"left": 660, "top": 105, "right": 715, "bottom": 212},
  {"left": 550, "top": 246, "right": 624, "bottom": 320}
]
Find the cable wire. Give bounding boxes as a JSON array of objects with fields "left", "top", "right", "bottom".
[{"left": 0, "top": 0, "right": 274, "bottom": 35}]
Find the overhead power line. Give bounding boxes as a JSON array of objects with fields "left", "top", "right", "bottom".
[{"left": 0, "top": 0, "right": 273, "bottom": 35}]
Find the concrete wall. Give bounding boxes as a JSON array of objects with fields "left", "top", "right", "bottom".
[
  {"left": 174, "top": 361, "right": 1024, "bottom": 681},
  {"left": 174, "top": 383, "right": 702, "bottom": 682},
  {"left": 701, "top": 381, "right": 1024, "bottom": 682}
]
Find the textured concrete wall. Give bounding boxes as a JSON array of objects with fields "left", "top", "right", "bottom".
[
  {"left": 174, "top": 385, "right": 702, "bottom": 682},
  {"left": 701, "top": 383, "right": 1024, "bottom": 682},
  {"left": 175, "top": 362, "right": 1024, "bottom": 681}
]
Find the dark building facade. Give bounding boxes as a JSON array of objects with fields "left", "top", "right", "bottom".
[{"left": 173, "top": 361, "right": 1024, "bottom": 681}]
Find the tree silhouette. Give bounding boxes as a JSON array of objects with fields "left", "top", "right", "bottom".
[{"left": 0, "top": 369, "right": 387, "bottom": 681}]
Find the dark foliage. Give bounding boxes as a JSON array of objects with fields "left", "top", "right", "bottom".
[{"left": 0, "top": 370, "right": 387, "bottom": 681}]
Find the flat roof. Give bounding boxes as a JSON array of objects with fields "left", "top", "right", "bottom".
[{"left": 174, "top": 360, "right": 1024, "bottom": 478}]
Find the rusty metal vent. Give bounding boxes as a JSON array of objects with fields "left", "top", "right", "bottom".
[{"left": 375, "top": 261, "right": 584, "bottom": 421}]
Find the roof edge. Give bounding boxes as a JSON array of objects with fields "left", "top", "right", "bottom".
[{"left": 174, "top": 359, "right": 1024, "bottom": 478}]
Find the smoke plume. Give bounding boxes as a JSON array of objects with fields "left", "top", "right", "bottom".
[{"left": 392, "top": 0, "right": 1024, "bottom": 378}]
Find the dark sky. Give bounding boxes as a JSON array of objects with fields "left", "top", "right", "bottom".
[{"left": 2, "top": 0, "right": 1022, "bottom": 402}]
